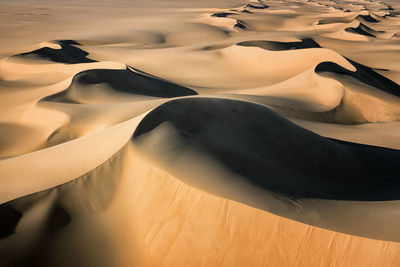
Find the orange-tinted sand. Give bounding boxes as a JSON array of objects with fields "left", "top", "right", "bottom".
[{"left": 1, "top": 0, "right": 400, "bottom": 266}]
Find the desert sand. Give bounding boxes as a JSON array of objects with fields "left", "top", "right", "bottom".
[{"left": 1, "top": 0, "right": 400, "bottom": 266}]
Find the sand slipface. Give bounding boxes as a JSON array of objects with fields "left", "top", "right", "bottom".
[{"left": 1, "top": 0, "right": 400, "bottom": 266}]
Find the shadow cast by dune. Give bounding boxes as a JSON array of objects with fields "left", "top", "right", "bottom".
[
  {"left": 383, "top": 11, "right": 400, "bottom": 18},
  {"left": 46, "top": 203, "right": 71, "bottom": 231},
  {"left": 211, "top": 12, "right": 237, "bottom": 17},
  {"left": 42, "top": 67, "right": 197, "bottom": 103},
  {"left": 241, "top": 37, "right": 400, "bottom": 98},
  {"left": 316, "top": 58, "right": 400, "bottom": 97},
  {"left": 345, "top": 24, "right": 375, "bottom": 37},
  {"left": 357, "top": 14, "right": 379, "bottom": 23},
  {"left": 345, "top": 22, "right": 384, "bottom": 37},
  {"left": 14, "top": 40, "right": 96, "bottom": 64},
  {"left": 0, "top": 206, "right": 21, "bottom": 239},
  {"left": 0, "top": 145, "right": 127, "bottom": 267},
  {"left": 133, "top": 97, "right": 400, "bottom": 201},
  {"left": 240, "top": 9, "right": 253, "bottom": 13},
  {"left": 237, "top": 38, "right": 321, "bottom": 51},
  {"left": 234, "top": 20, "right": 247, "bottom": 29},
  {"left": 380, "top": 4, "right": 394, "bottom": 12},
  {"left": 246, "top": 2, "right": 269, "bottom": 9}
]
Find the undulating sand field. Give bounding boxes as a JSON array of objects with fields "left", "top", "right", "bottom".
[{"left": 1, "top": 0, "right": 400, "bottom": 266}]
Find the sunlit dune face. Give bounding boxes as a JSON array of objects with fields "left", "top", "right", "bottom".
[{"left": 1, "top": 0, "right": 400, "bottom": 266}]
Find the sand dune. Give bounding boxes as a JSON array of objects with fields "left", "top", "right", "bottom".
[
  {"left": 133, "top": 98, "right": 400, "bottom": 202},
  {"left": 44, "top": 67, "right": 197, "bottom": 104},
  {"left": 2, "top": 0, "right": 400, "bottom": 266},
  {"left": 14, "top": 40, "right": 97, "bottom": 64}
]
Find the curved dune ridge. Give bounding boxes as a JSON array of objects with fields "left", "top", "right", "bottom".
[
  {"left": 2, "top": 0, "right": 400, "bottom": 266},
  {"left": 132, "top": 97, "right": 400, "bottom": 201},
  {"left": 42, "top": 67, "right": 197, "bottom": 104}
]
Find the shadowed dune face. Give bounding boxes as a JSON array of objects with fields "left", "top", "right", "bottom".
[
  {"left": 345, "top": 24, "right": 375, "bottom": 37},
  {"left": 344, "top": 22, "right": 385, "bottom": 37},
  {"left": 0, "top": 206, "right": 22, "bottom": 239},
  {"left": 358, "top": 14, "right": 379, "bottom": 23},
  {"left": 316, "top": 58, "right": 400, "bottom": 98},
  {"left": 234, "top": 20, "right": 247, "bottom": 29},
  {"left": 2, "top": 0, "right": 400, "bottom": 266},
  {"left": 211, "top": 12, "right": 238, "bottom": 17},
  {"left": 43, "top": 67, "right": 197, "bottom": 103},
  {"left": 246, "top": 2, "right": 269, "bottom": 9},
  {"left": 237, "top": 38, "right": 321, "bottom": 51},
  {"left": 0, "top": 145, "right": 127, "bottom": 267},
  {"left": 14, "top": 40, "right": 96, "bottom": 64},
  {"left": 133, "top": 97, "right": 400, "bottom": 201}
]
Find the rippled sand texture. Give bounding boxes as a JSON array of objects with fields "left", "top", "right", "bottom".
[{"left": 2, "top": 0, "right": 400, "bottom": 266}]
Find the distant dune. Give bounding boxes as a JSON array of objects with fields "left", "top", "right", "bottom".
[{"left": 1, "top": 0, "right": 400, "bottom": 266}]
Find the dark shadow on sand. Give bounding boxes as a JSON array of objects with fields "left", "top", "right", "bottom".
[
  {"left": 133, "top": 97, "right": 400, "bottom": 201},
  {"left": 246, "top": 3, "right": 269, "bottom": 9},
  {"left": 345, "top": 24, "right": 375, "bottom": 37},
  {"left": 0, "top": 145, "right": 127, "bottom": 267},
  {"left": 211, "top": 12, "right": 237, "bottom": 17},
  {"left": 316, "top": 58, "right": 400, "bottom": 97},
  {"left": 357, "top": 14, "right": 379, "bottom": 23},
  {"left": 14, "top": 40, "right": 96, "bottom": 64},
  {"left": 345, "top": 22, "right": 384, "bottom": 37},
  {"left": 0, "top": 205, "right": 21, "bottom": 239},
  {"left": 237, "top": 38, "right": 321, "bottom": 51},
  {"left": 42, "top": 67, "right": 197, "bottom": 103},
  {"left": 234, "top": 20, "right": 247, "bottom": 29}
]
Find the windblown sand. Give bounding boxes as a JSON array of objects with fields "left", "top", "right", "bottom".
[{"left": 1, "top": 0, "right": 400, "bottom": 266}]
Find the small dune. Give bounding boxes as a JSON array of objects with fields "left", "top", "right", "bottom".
[{"left": 14, "top": 40, "right": 96, "bottom": 64}]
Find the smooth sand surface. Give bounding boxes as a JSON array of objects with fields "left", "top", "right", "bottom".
[{"left": 1, "top": 0, "right": 400, "bottom": 266}]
